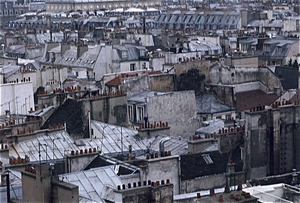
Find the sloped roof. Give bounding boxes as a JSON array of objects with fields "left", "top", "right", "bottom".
[
  {"left": 274, "top": 66, "right": 298, "bottom": 90},
  {"left": 105, "top": 75, "right": 122, "bottom": 86},
  {"left": 180, "top": 151, "right": 228, "bottom": 180},
  {"left": 61, "top": 166, "right": 121, "bottom": 202},
  {"left": 196, "top": 93, "right": 232, "bottom": 114},
  {"left": 236, "top": 90, "right": 278, "bottom": 111}
]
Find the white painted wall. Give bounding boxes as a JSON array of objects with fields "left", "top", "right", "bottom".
[{"left": 0, "top": 82, "right": 34, "bottom": 115}]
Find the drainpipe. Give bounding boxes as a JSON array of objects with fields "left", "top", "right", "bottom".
[
  {"left": 88, "top": 111, "right": 91, "bottom": 139},
  {"left": 6, "top": 172, "right": 10, "bottom": 203}
]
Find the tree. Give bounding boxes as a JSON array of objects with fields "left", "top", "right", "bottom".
[{"left": 176, "top": 68, "right": 205, "bottom": 95}]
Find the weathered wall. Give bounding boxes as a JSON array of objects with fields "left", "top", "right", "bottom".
[
  {"left": 224, "top": 57, "right": 258, "bottom": 68},
  {"left": 218, "top": 130, "right": 244, "bottom": 153},
  {"left": 210, "top": 64, "right": 282, "bottom": 93},
  {"left": 149, "top": 74, "right": 175, "bottom": 92},
  {"left": 145, "top": 156, "right": 180, "bottom": 195},
  {"left": 181, "top": 174, "right": 226, "bottom": 193},
  {"left": 121, "top": 74, "right": 150, "bottom": 97},
  {"left": 26, "top": 46, "right": 45, "bottom": 59},
  {"left": 53, "top": 181, "right": 79, "bottom": 203},
  {"left": 147, "top": 91, "right": 198, "bottom": 138},
  {"left": 245, "top": 104, "right": 300, "bottom": 179},
  {"left": 210, "top": 84, "right": 235, "bottom": 108},
  {"left": 258, "top": 67, "right": 282, "bottom": 93},
  {"left": 0, "top": 55, "right": 17, "bottom": 66},
  {"left": 66, "top": 153, "right": 98, "bottom": 173},
  {"left": 245, "top": 110, "right": 269, "bottom": 179},
  {"left": 83, "top": 94, "right": 128, "bottom": 127},
  {"left": 121, "top": 74, "right": 175, "bottom": 96}
]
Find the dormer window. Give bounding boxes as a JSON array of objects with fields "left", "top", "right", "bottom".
[
  {"left": 263, "top": 44, "right": 270, "bottom": 53},
  {"left": 277, "top": 47, "right": 282, "bottom": 53},
  {"left": 122, "top": 51, "right": 128, "bottom": 59},
  {"left": 140, "top": 50, "right": 145, "bottom": 57}
]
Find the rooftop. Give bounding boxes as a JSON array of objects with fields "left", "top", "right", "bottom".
[
  {"left": 196, "top": 93, "right": 232, "bottom": 114},
  {"left": 61, "top": 166, "right": 122, "bottom": 203},
  {"left": 236, "top": 90, "right": 278, "bottom": 111}
]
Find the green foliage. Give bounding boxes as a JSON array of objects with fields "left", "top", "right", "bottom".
[{"left": 176, "top": 68, "right": 205, "bottom": 95}]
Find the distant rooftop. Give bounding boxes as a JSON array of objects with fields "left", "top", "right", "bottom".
[{"left": 196, "top": 93, "right": 232, "bottom": 114}]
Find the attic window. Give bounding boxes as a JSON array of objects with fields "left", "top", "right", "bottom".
[
  {"left": 122, "top": 51, "right": 128, "bottom": 59},
  {"left": 202, "top": 154, "right": 213, "bottom": 164}
]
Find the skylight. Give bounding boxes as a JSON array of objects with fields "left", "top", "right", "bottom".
[{"left": 202, "top": 154, "right": 213, "bottom": 164}]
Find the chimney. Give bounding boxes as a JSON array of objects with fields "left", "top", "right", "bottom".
[
  {"left": 77, "top": 44, "right": 88, "bottom": 59},
  {"left": 61, "top": 43, "right": 70, "bottom": 55}
]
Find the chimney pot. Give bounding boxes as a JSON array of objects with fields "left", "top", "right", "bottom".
[
  {"left": 245, "top": 193, "right": 251, "bottom": 198},
  {"left": 210, "top": 189, "right": 215, "bottom": 196},
  {"left": 197, "top": 193, "right": 201, "bottom": 198},
  {"left": 219, "top": 195, "right": 224, "bottom": 202},
  {"left": 225, "top": 185, "right": 231, "bottom": 193},
  {"left": 167, "top": 179, "right": 170, "bottom": 184},
  {"left": 235, "top": 194, "right": 242, "bottom": 201},
  {"left": 148, "top": 180, "right": 151, "bottom": 185},
  {"left": 138, "top": 181, "right": 141, "bottom": 187},
  {"left": 133, "top": 182, "right": 137, "bottom": 187}
]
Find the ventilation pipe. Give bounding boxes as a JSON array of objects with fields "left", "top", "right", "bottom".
[{"left": 159, "top": 137, "right": 170, "bottom": 157}]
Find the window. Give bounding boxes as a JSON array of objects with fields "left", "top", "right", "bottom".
[
  {"left": 137, "top": 106, "right": 144, "bottom": 122},
  {"left": 263, "top": 44, "right": 270, "bottom": 53},
  {"left": 130, "top": 63, "right": 135, "bottom": 71},
  {"left": 122, "top": 51, "right": 128, "bottom": 59},
  {"left": 140, "top": 50, "right": 145, "bottom": 57},
  {"left": 91, "top": 128, "right": 94, "bottom": 136},
  {"left": 128, "top": 105, "right": 133, "bottom": 121}
]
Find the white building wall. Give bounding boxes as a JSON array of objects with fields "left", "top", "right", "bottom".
[
  {"left": 7, "top": 71, "right": 40, "bottom": 92},
  {"left": 94, "top": 45, "right": 114, "bottom": 80},
  {"left": 0, "top": 82, "right": 34, "bottom": 115},
  {"left": 40, "top": 68, "right": 68, "bottom": 87}
]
